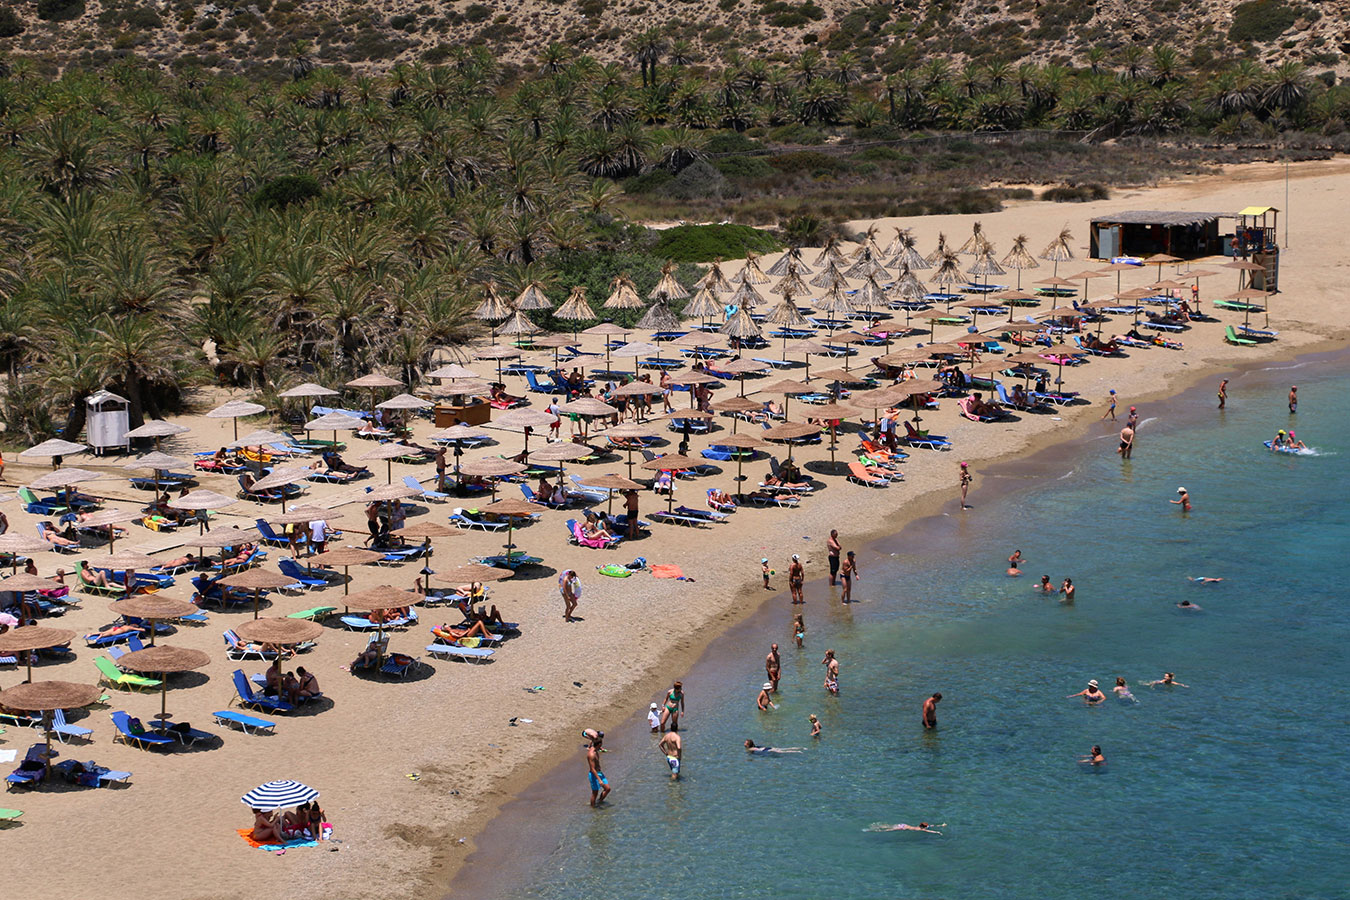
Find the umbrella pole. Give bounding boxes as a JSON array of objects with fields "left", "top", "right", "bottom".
[
  {"left": 253, "top": 588, "right": 261, "bottom": 619},
  {"left": 343, "top": 565, "right": 350, "bottom": 596},
  {"left": 160, "top": 680, "right": 168, "bottom": 721},
  {"left": 736, "top": 455, "right": 744, "bottom": 500}
]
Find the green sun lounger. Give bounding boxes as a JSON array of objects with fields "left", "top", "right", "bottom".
[
  {"left": 1224, "top": 325, "right": 1257, "bottom": 346},
  {"left": 288, "top": 606, "right": 336, "bottom": 621},
  {"left": 94, "top": 656, "right": 162, "bottom": 692},
  {"left": 0, "top": 809, "right": 23, "bottom": 826}
]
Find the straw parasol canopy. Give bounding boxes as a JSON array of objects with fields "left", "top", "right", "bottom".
[
  {"left": 809, "top": 262, "right": 848, "bottom": 291},
  {"left": 1, "top": 573, "right": 64, "bottom": 593},
  {"left": 435, "top": 563, "right": 514, "bottom": 586},
  {"left": 169, "top": 489, "right": 237, "bottom": 511},
  {"left": 0, "top": 679, "right": 102, "bottom": 760},
  {"left": 360, "top": 482, "right": 422, "bottom": 503},
  {"left": 474, "top": 345, "right": 522, "bottom": 361},
  {"left": 558, "top": 398, "right": 619, "bottom": 417},
  {"left": 683, "top": 286, "right": 725, "bottom": 320},
  {"left": 497, "top": 409, "right": 557, "bottom": 433},
  {"left": 604, "top": 275, "right": 645, "bottom": 310},
  {"left": 555, "top": 287, "right": 596, "bottom": 330},
  {"left": 378, "top": 393, "right": 434, "bottom": 411},
  {"left": 844, "top": 249, "right": 890, "bottom": 281},
  {"left": 805, "top": 402, "right": 858, "bottom": 420},
  {"left": 579, "top": 473, "right": 644, "bottom": 492},
  {"left": 426, "top": 363, "right": 482, "bottom": 380},
  {"left": 514, "top": 282, "right": 554, "bottom": 312},
  {"left": 712, "top": 396, "right": 761, "bottom": 413},
  {"left": 770, "top": 266, "right": 811, "bottom": 298},
  {"left": 651, "top": 262, "right": 690, "bottom": 301},
  {"left": 638, "top": 299, "right": 681, "bottom": 332},
  {"left": 931, "top": 252, "right": 964, "bottom": 292},
  {"left": 759, "top": 377, "right": 812, "bottom": 398},
  {"left": 764, "top": 297, "right": 811, "bottom": 330},
  {"left": 813, "top": 235, "right": 847, "bottom": 268},
  {"left": 123, "top": 451, "right": 188, "bottom": 472},
  {"left": 0, "top": 534, "right": 50, "bottom": 557},
  {"left": 892, "top": 265, "right": 928, "bottom": 301},
  {"left": 0, "top": 626, "right": 76, "bottom": 681},
  {"left": 124, "top": 420, "right": 190, "bottom": 440},
  {"left": 234, "top": 617, "right": 323, "bottom": 646},
  {"left": 251, "top": 465, "right": 313, "bottom": 492},
  {"left": 20, "top": 438, "right": 88, "bottom": 462},
  {"left": 86, "top": 549, "right": 158, "bottom": 570},
  {"left": 1039, "top": 227, "right": 1075, "bottom": 276},
  {"left": 762, "top": 421, "right": 822, "bottom": 441},
  {"left": 695, "top": 260, "right": 734, "bottom": 293},
  {"left": 967, "top": 250, "right": 1006, "bottom": 279},
  {"left": 311, "top": 547, "right": 383, "bottom": 567},
  {"left": 305, "top": 411, "right": 367, "bottom": 432},
  {"left": 108, "top": 595, "right": 196, "bottom": 626},
  {"left": 1000, "top": 234, "right": 1040, "bottom": 287},
  {"left": 228, "top": 428, "right": 292, "bottom": 449},
  {"left": 360, "top": 442, "right": 419, "bottom": 461},
  {"left": 117, "top": 644, "right": 211, "bottom": 721},
  {"left": 217, "top": 568, "right": 297, "bottom": 618},
  {"left": 427, "top": 424, "right": 489, "bottom": 443},
  {"left": 342, "top": 584, "right": 423, "bottom": 612},
  {"left": 815, "top": 285, "right": 856, "bottom": 320},
  {"left": 393, "top": 521, "right": 456, "bottom": 539},
  {"left": 30, "top": 468, "right": 104, "bottom": 491},
  {"left": 460, "top": 457, "right": 527, "bottom": 478},
  {"left": 530, "top": 441, "right": 594, "bottom": 462},
  {"left": 207, "top": 399, "right": 266, "bottom": 420},
  {"left": 499, "top": 309, "right": 542, "bottom": 338},
  {"left": 472, "top": 282, "right": 514, "bottom": 322},
  {"left": 666, "top": 370, "right": 719, "bottom": 388},
  {"left": 956, "top": 221, "right": 989, "bottom": 256},
  {"left": 189, "top": 527, "right": 262, "bottom": 550},
  {"left": 849, "top": 386, "right": 910, "bottom": 409},
  {"left": 612, "top": 380, "right": 665, "bottom": 398},
  {"left": 719, "top": 358, "right": 769, "bottom": 375},
  {"left": 728, "top": 280, "right": 766, "bottom": 309},
  {"left": 279, "top": 382, "right": 339, "bottom": 399},
  {"left": 655, "top": 408, "right": 713, "bottom": 422},
  {"left": 719, "top": 308, "right": 762, "bottom": 341}
]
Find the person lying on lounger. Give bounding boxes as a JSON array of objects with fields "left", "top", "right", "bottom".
[
  {"left": 78, "top": 560, "right": 112, "bottom": 587},
  {"left": 432, "top": 620, "right": 496, "bottom": 642},
  {"left": 351, "top": 640, "right": 386, "bottom": 669},
  {"left": 1084, "top": 335, "right": 1120, "bottom": 353},
  {"left": 40, "top": 522, "right": 79, "bottom": 548},
  {"left": 220, "top": 543, "right": 257, "bottom": 568},
  {"left": 967, "top": 393, "right": 1003, "bottom": 418},
  {"left": 582, "top": 512, "right": 614, "bottom": 542},
  {"left": 155, "top": 553, "right": 198, "bottom": 570},
  {"left": 84, "top": 623, "right": 144, "bottom": 641}
]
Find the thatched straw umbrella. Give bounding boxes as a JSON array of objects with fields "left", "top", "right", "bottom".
[
  {"left": 1039, "top": 228, "right": 1074, "bottom": 277},
  {"left": 682, "top": 286, "right": 725, "bottom": 330},
  {"left": 809, "top": 262, "right": 848, "bottom": 291},
  {"left": 967, "top": 250, "right": 1006, "bottom": 292},
  {"left": 925, "top": 232, "right": 951, "bottom": 267},
  {"left": 650, "top": 262, "right": 690, "bottom": 301},
  {"left": 123, "top": 419, "right": 191, "bottom": 450},
  {"left": 205, "top": 400, "right": 266, "bottom": 442},
  {"left": 932, "top": 252, "right": 965, "bottom": 304},
  {"left": 603, "top": 275, "right": 645, "bottom": 311},
  {"left": 888, "top": 231, "right": 931, "bottom": 272},
  {"left": 844, "top": 248, "right": 890, "bottom": 281},
  {"left": 473, "top": 282, "right": 514, "bottom": 338},
  {"left": 957, "top": 221, "right": 989, "bottom": 256},
  {"left": 695, "top": 260, "right": 733, "bottom": 293},
  {"left": 766, "top": 246, "right": 812, "bottom": 277},
  {"left": 720, "top": 307, "right": 762, "bottom": 344},
  {"left": 0, "top": 624, "right": 75, "bottom": 682},
  {"left": 732, "top": 252, "right": 770, "bottom": 286},
  {"left": 812, "top": 235, "right": 847, "bottom": 267},
  {"left": 0, "top": 681, "right": 102, "bottom": 769},
  {"left": 770, "top": 265, "right": 810, "bottom": 297},
  {"left": 638, "top": 299, "right": 681, "bottom": 332},
  {"left": 498, "top": 309, "right": 542, "bottom": 344},
  {"left": 118, "top": 645, "right": 211, "bottom": 723},
  {"left": 1000, "top": 234, "right": 1040, "bottom": 289},
  {"left": 764, "top": 294, "right": 812, "bottom": 359},
  {"left": 554, "top": 286, "right": 595, "bottom": 339},
  {"left": 513, "top": 282, "right": 553, "bottom": 312},
  {"left": 815, "top": 285, "right": 856, "bottom": 333},
  {"left": 728, "top": 280, "right": 766, "bottom": 310},
  {"left": 761, "top": 421, "right": 821, "bottom": 465}
]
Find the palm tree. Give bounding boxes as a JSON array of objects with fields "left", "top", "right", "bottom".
[
  {"left": 1264, "top": 61, "right": 1308, "bottom": 115},
  {"left": 88, "top": 314, "right": 180, "bottom": 426},
  {"left": 630, "top": 27, "right": 666, "bottom": 89}
]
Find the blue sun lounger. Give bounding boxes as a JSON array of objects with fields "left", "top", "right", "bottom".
[
  {"left": 212, "top": 710, "right": 276, "bottom": 735},
  {"left": 50, "top": 708, "right": 93, "bottom": 743},
  {"left": 148, "top": 720, "right": 217, "bottom": 748},
  {"left": 111, "top": 711, "right": 175, "bottom": 751},
  {"left": 404, "top": 475, "right": 449, "bottom": 503},
  {"left": 231, "top": 670, "right": 294, "bottom": 713}
]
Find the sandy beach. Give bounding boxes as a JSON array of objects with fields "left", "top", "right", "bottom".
[{"left": 2, "top": 157, "right": 1346, "bottom": 900}]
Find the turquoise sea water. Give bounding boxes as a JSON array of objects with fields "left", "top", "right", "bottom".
[{"left": 493, "top": 355, "right": 1350, "bottom": 900}]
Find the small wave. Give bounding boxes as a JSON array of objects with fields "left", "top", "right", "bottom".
[
  {"left": 1139, "top": 416, "right": 1160, "bottom": 427},
  {"left": 1055, "top": 468, "right": 1077, "bottom": 480},
  {"left": 1255, "top": 361, "right": 1308, "bottom": 373}
]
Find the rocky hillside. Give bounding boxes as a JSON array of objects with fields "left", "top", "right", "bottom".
[{"left": 1, "top": 0, "right": 1347, "bottom": 78}]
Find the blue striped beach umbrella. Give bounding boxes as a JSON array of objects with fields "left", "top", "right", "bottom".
[{"left": 241, "top": 780, "right": 319, "bottom": 810}]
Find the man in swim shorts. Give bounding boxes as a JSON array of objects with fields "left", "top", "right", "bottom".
[
  {"left": 765, "top": 643, "right": 781, "bottom": 692},
  {"left": 922, "top": 693, "right": 941, "bottom": 730},
  {"left": 658, "top": 730, "right": 682, "bottom": 781},
  {"left": 586, "top": 731, "right": 610, "bottom": 807},
  {"left": 1117, "top": 424, "right": 1134, "bottom": 459}
]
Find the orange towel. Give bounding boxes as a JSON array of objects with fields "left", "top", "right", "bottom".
[{"left": 650, "top": 564, "right": 683, "bottom": 579}]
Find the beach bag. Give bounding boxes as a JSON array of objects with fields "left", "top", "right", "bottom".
[
  {"left": 127, "top": 717, "right": 145, "bottom": 735},
  {"left": 625, "top": 557, "right": 647, "bottom": 571}
]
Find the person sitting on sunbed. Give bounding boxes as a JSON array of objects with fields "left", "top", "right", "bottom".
[
  {"left": 709, "top": 489, "right": 736, "bottom": 509},
  {"left": 293, "top": 666, "right": 320, "bottom": 702},
  {"left": 351, "top": 639, "right": 386, "bottom": 669},
  {"left": 322, "top": 451, "right": 366, "bottom": 476},
  {"left": 221, "top": 542, "right": 257, "bottom": 568},
  {"left": 357, "top": 420, "right": 384, "bottom": 437},
  {"left": 653, "top": 471, "right": 674, "bottom": 494},
  {"left": 1010, "top": 384, "right": 1030, "bottom": 407},
  {"left": 264, "top": 658, "right": 284, "bottom": 695},
  {"left": 314, "top": 457, "right": 358, "bottom": 482},
  {"left": 40, "top": 522, "right": 79, "bottom": 548},
  {"left": 78, "top": 560, "right": 113, "bottom": 588},
  {"left": 432, "top": 620, "right": 496, "bottom": 642},
  {"left": 968, "top": 392, "right": 1003, "bottom": 418},
  {"left": 84, "top": 623, "right": 144, "bottom": 641},
  {"left": 490, "top": 383, "right": 523, "bottom": 405},
  {"left": 582, "top": 511, "right": 613, "bottom": 542}
]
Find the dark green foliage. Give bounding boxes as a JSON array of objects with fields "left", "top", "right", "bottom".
[
  {"left": 0, "top": 8, "right": 25, "bottom": 36},
  {"left": 622, "top": 169, "right": 677, "bottom": 194},
  {"left": 760, "top": 0, "right": 825, "bottom": 27},
  {"left": 35, "top": 0, "right": 85, "bottom": 22},
  {"left": 463, "top": 4, "right": 491, "bottom": 22},
  {"left": 664, "top": 160, "right": 734, "bottom": 200},
  {"left": 705, "top": 132, "right": 763, "bottom": 154},
  {"left": 767, "top": 151, "right": 846, "bottom": 175},
  {"left": 253, "top": 174, "right": 323, "bottom": 209},
  {"left": 651, "top": 223, "right": 781, "bottom": 262},
  {"left": 549, "top": 251, "right": 701, "bottom": 327},
  {"left": 714, "top": 155, "right": 775, "bottom": 178},
  {"left": 1229, "top": 0, "right": 1299, "bottom": 42},
  {"left": 1041, "top": 183, "right": 1110, "bottom": 202}
]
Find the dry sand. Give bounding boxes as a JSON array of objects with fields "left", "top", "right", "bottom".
[{"left": 2, "top": 158, "right": 1347, "bottom": 899}]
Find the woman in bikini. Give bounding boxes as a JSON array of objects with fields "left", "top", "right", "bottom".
[
  {"left": 787, "top": 555, "right": 805, "bottom": 604},
  {"left": 660, "top": 681, "right": 685, "bottom": 732},
  {"left": 432, "top": 620, "right": 495, "bottom": 642}
]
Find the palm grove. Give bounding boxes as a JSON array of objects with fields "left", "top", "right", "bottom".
[{"left": 0, "top": 41, "right": 1338, "bottom": 443}]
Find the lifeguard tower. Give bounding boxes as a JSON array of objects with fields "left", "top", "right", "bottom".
[
  {"left": 85, "top": 390, "right": 130, "bottom": 455},
  {"left": 1232, "top": 206, "right": 1279, "bottom": 293}
]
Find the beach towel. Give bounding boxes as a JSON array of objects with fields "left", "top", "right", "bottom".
[
  {"left": 236, "top": 828, "right": 319, "bottom": 851},
  {"left": 650, "top": 564, "right": 684, "bottom": 579},
  {"left": 596, "top": 564, "right": 633, "bottom": 578}
]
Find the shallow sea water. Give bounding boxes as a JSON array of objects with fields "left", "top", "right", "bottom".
[{"left": 497, "top": 355, "right": 1350, "bottom": 900}]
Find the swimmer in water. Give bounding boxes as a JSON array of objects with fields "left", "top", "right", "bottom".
[
  {"left": 1187, "top": 576, "right": 1224, "bottom": 584},
  {"left": 1060, "top": 577, "right": 1075, "bottom": 602},
  {"left": 757, "top": 682, "right": 777, "bottom": 711},
  {"left": 1038, "top": 574, "right": 1054, "bottom": 592},
  {"left": 744, "top": 740, "right": 803, "bottom": 755},
  {"left": 809, "top": 714, "right": 821, "bottom": 738},
  {"left": 1067, "top": 679, "right": 1107, "bottom": 704},
  {"left": 1113, "top": 677, "right": 1136, "bottom": 703},
  {"left": 1171, "top": 486, "right": 1191, "bottom": 513},
  {"left": 1079, "top": 745, "right": 1106, "bottom": 766},
  {"left": 1007, "top": 550, "right": 1022, "bottom": 577},
  {"left": 1176, "top": 599, "right": 1201, "bottom": 611},
  {"left": 866, "top": 822, "right": 945, "bottom": 834},
  {"left": 1146, "top": 672, "right": 1188, "bottom": 687}
]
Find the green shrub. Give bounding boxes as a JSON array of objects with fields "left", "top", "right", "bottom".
[
  {"left": 705, "top": 131, "right": 762, "bottom": 154},
  {"left": 36, "top": 0, "right": 85, "bottom": 22},
  {"left": 856, "top": 146, "right": 906, "bottom": 161},
  {"left": 122, "top": 6, "right": 163, "bottom": 29},
  {"left": 1040, "top": 183, "right": 1110, "bottom": 202},
  {"left": 715, "top": 155, "right": 775, "bottom": 177},
  {"left": 767, "top": 123, "right": 826, "bottom": 145},
  {"left": 1229, "top": 0, "right": 1298, "bottom": 42},
  {"left": 767, "top": 150, "right": 846, "bottom": 174},
  {"left": 579, "top": 0, "right": 605, "bottom": 16},
  {"left": 652, "top": 223, "right": 782, "bottom": 262},
  {"left": 622, "top": 169, "right": 676, "bottom": 194},
  {"left": 664, "top": 160, "right": 733, "bottom": 201},
  {"left": 254, "top": 174, "right": 323, "bottom": 209},
  {"left": 0, "top": 8, "right": 25, "bottom": 36},
  {"left": 464, "top": 3, "right": 491, "bottom": 22}
]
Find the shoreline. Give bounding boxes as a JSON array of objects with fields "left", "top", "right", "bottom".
[{"left": 436, "top": 332, "right": 1350, "bottom": 897}]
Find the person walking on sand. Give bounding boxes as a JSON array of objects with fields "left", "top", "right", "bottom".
[
  {"left": 788, "top": 554, "right": 805, "bottom": 604},
  {"left": 658, "top": 729, "right": 682, "bottom": 780},
  {"left": 1101, "top": 389, "right": 1117, "bottom": 420},
  {"left": 586, "top": 731, "right": 610, "bottom": 807},
  {"left": 840, "top": 550, "right": 860, "bottom": 604},
  {"left": 1289, "top": 385, "right": 1298, "bottom": 413},
  {"left": 822, "top": 649, "right": 840, "bottom": 695},
  {"left": 1117, "top": 424, "right": 1134, "bottom": 459},
  {"left": 560, "top": 569, "right": 581, "bottom": 621},
  {"left": 1172, "top": 487, "right": 1191, "bottom": 513},
  {"left": 827, "top": 529, "right": 842, "bottom": 585},
  {"left": 922, "top": 692, "right": 942, "bottom": 730},
  {"left": 1217, "top": 379, "right": 1228, "bottom": 410},
  {"left": 959, "top": 462, "right": 973, "bottom": 509},
  {"left": 766, "top": 643, "right": 781, "bottom": 692},
  {"left": 660, "top": 681, "right": 685, "bottom": 732}
]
